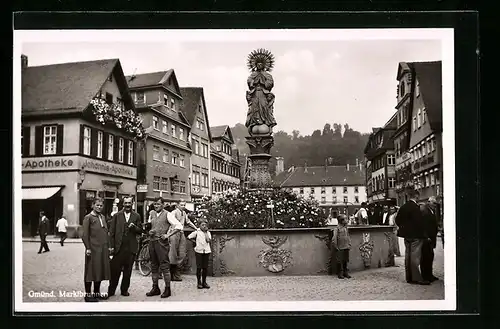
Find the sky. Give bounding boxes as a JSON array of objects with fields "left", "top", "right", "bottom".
[{"left": 21, "top": 33, "right": 442, "bottom": 135}]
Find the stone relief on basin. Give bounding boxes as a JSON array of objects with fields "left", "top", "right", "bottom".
[{"left": 258, "top": 236, "right": 292, "bottom": 273}]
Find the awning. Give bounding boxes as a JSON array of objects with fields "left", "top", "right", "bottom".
[{"left": 22, "top": 187, "right": 62, "bottom": 200}]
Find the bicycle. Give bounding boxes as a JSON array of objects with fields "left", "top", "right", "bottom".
[{"left": 137, "top": 233, "right": 152, "bottom": 276}]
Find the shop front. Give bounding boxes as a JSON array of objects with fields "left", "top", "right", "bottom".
[{"left": 22, "top": 155, "right": 137, "bottom": 238}]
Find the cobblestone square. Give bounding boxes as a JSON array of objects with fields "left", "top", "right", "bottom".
[{"left": 21, "top": 240, "right": 444, "bottom": 303}]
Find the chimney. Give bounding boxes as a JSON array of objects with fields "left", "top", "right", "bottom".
[
  {"left": 276, "top": 156, "right": 284, "bottom": 175},
  {"left": 21, "top": 54, "right": 28, "bottom": 69},
  {"left": 304, "top": 161, "right": 308, "bottom": 173},
  {"left": 347, "top": 163, "right": 350, "bottom": 171}
]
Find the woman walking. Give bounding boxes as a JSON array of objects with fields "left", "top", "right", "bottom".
[{"left": 82, "top": 197, "right": 111, "bottom": 302}]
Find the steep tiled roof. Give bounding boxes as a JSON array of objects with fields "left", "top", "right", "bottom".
[
  {"left": 22, "top": 58, "right": 122, "bottom": 114},
  {"left": 274, "top": 165, "right": 365, "bottom": 187},
  {"left": 211, "top": 125, "right": 229, "bottom": 139},
  {"left": 410, "top": 61, "right": 442, "bottom": 132},
  {"left": 179, "top": 87, "right": 213, "bottom": 142},
  {"left": 126, "top": 70, "right": 173, "bottom": 88}
]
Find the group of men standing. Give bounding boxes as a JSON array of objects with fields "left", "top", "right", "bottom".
[
  {"left": 81, "top": 196, "right": 195, "bottom": 302},
  {"left": 395, "top": 189, "right": 440, "bottom": 285}
]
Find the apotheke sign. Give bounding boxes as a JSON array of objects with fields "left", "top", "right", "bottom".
[
  {"left": 22, "top": 155, "right": 136, "bottom": 179},
  {"left": 22, "top": 156, "right": 79, "bottom": 171}
]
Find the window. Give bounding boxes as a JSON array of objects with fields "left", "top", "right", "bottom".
[
  {"left": 82, "top": 127, "right": 91, "bottom": 156},
  {"left": 343, "top": 187, "right": 348, "bottom": 194},
  {"left": 321, "top": 187, "right": 326, "bottom": 194},
  {"left": 203, "top": 173, "right": 209, "bottom": 187},
  {"left": 202, "top": 144, "right": 209, "bottom": 157},
  {"left": 43, "top": 126, "right": 58, "bottom": 155},
  {"left": 413, "top": 116, "right": 417, "bottom": 131},
  {"left": 422, "top": 107, "right": 427, "bottom": 124},
  {"left": 108, "top": 135, "right": 114, "bottom": 160},
  {"left": 21, "top": 127, "right": 24, "bottom": 156},
  {"left": 388, "top": 177, "right": 396, "bottom": 188},
  {"left": 170, "top": 98, "right": 176, "bottom": 111},
  {"left": 416, "top": 79, "right": 420, "bottom": 97},
  {"left": 118, "top": 138, "right": 124, "bottom": 163},
  {"left": 197, "top": 119, "right": 204, "bottom": 131},
  {"left": 354, "top": 186, "right": 359, "bottom": 194},
  {"left": 425, "top": 173, "right": 430, "bottom": 187},
  {"left": 198, "top": 104, "right": 202, "bottom": 112},
  {"left": 355, "top": 196, "right": 359, "bottom": 203},
  {"left": 161, "top": 178, "right": 169, "bottom": 191},
  {"left": 195, "top": 172, "right": 200, "bottom": 186},
  {"left": 299, "top": 188, "right": 304, "bottom": 194},
  {"left": 153, "top": 145, "right": 160, "bottom": 161},
  {"left": 153, "top": 176, "right": 160, "bottom": 190},
  {"left": 430, "top": 173, "right": 436, "bottom": 186},
  {"left": 135, "top": 92, "right": 145, "bottom": 103},
  {"left": 179, "top": 154, "right": 185, "bottom": 167},
  {"left": 153, "top": 116, "right": 159, "bottom": 130},
  {"left": 422, "top": 143, "right": 427, "bottom": 156},
  {"left": 427, "top": 140, "right": 432, "bottom": 154},
  {"left": 387, "top": 154, "right": 395, "bottom": 165},
  {"left": 162, "top": 120, "right": 168, "bottom": 134},
  {"left": 105, "top": 92, "right": 113, "bottom": 105},
  {"left": 172, "top": 152, "right": 179, "bottom": 165},
  {"left": 97, "top": 131, "right": 103, "bottom": 158},
  {"left": 158, "top": 92, "right": 162, "bottom": 103},
  {"left": 180, "top": 181, "right": 186, "bottom": 193},
  {"left": 321, "top": 196, "right": 326, "bottom": 204},
  {"left": 127, "top": 141, "right": 133, "bottom": 165},
  {"left": 194, "top": 140, "right": 200, "bottom": 154},
  {"left": 332, "top": 187, "right": 336, "bottom": 194},
  {"left": 162, "top": 148, "right": 169, "bottom": 163},
  {"left": 179, "top": 128, "right": 184, "bottom": 140},
  {"left": 343, "top": 196, "right": 348, "bottom": 203},
  {"left": 171, "top": 124, "right": 176, "bottom": 138},
  {"left": 310, "top": 187, "right": 315, "bottom": 194},
  {"left": 417, "top": 109, "right": 422, "bottom": 128},
  {"left": 431, "top": 138, "right": 436, "bottom": 152},
  {"left": 400, "top": 81, "right": 405, "bottom": 96},
  {"left": 332, "top": 196, "right": 337, "bottom": 203}
]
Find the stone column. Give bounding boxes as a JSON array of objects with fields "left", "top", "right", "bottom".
[{"left": 245, "top": 135, "right": 274, "bottom": 188}]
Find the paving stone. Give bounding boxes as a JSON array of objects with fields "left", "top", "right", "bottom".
[{"left": 22, "top": 242, "right": 444, "bottom": 303}]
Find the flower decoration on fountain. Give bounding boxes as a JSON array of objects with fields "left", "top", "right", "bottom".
[
  {"left": 90, "top": 97, "right": 145, "bottom": 139},
  {"left": 191, "top": 188, "right": 327, "bottom": 229}
]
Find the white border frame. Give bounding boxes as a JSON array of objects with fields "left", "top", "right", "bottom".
[{"left": 13, "top": 28, "right": 456, "bottom": 312}]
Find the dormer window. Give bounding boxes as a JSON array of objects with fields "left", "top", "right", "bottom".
[
  {"left": 416, "top": 79, "right": 420, "bottom": 97},
  {"left": 105, "top": 92, "right": 113, "bottom": 105},
  {"left": 400, "top": 81, "right": 405, "bottom": 96},
  {"left": 108, "top": 74, "right": 113, "bottom": 82}
]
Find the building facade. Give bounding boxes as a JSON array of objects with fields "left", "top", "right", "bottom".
[
  {"left": 127, "top": 70, "right": 192, "bottom": 217},
  {"left": 21, "top": 57, "right": 138, "bottom": 237},
  {"left": 274, "top": 160, "right": 367, "bottom": 218},
  {"left": 364, "top": 114, "right": 398, "bottom": 205},
  {"left": 179, "top": 87, "right": 212, "bottom": 200},
  {"left": 209, "top": 125, "right": 241, "bottom": 195},
  {"left": 406, "top": 61, "right": 443, "bottom": 202}
]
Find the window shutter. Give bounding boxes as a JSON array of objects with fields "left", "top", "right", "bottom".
[
  {"left": 34, "top": 126, "right": 43, "bottom": 156},
  {"left": 90, "top": 128, "right": 98, "bottom": 157},
  {"left": 113, "top": 135, "right": 119, "bottom": 163},
  {"left": 102, "top": 132, "right": 109, "bottom": 160},
  {"left": 79, "top": 124, "right": 84, "bottom": 154},
  {"left": 124, "top": 139, "right": 129, "bottom": 164},
  {"left": 22, "top": 126, "right": 31, "bottom": 156},
  {"left": 56, "top": 125, "right": 64, "bottom": 155},
  {"left": 130, "top": 141, "right": 135, "bottom": 165}
]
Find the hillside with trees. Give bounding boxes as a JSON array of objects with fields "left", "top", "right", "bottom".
[{"left": 230, "top": 123, "right": 370, "bottom": 177}]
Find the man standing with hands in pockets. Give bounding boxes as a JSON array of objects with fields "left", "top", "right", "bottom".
[{"left": 108, "top": 197, "right": 143, "bottom": 297}]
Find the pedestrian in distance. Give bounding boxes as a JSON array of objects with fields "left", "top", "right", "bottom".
[
  {"left": 145, "top": 197, "right": 183, "bottom": 299},
  {"left": 395, "top": 189, "right": 430, "bottom": 285},
  {"left": 188, "top": 219, "right": 212, "bottom": 289},
  {"left": 82, "top": 197, "right": 111, "bottom": 302},
  {"left": 355, "top": 202, "right": 369, "bottom": 225},
  {"left": 108, "top": 197, "right": 143, "bottom": 297},
  {"left": 56, "top": 214, "right": 68, "bottom": 246},
  {"left": 420, "top": 196, "right": 439, "bottom": 283},
  {"left": 37, "top": 211, "right": 50, "bottom": 254},
  {"left": 331, "top": 214, "right": 352, "bottom": 279}
]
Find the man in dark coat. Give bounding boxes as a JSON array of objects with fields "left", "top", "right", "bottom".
[
  {"left": 420, "top": 196, "right": 439, "bottom": 282},
  {"left": 108, "top": 196, "right": 143, "bottom": 297},
  {"left": 82, "top": 197, "right": 111, "bottom": 302},
  {"left": 37, "top": 211, "right": 50, "bottom": 254},
  {"left": 395, "top": 189, "right": 430, "bottom": 285}
]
